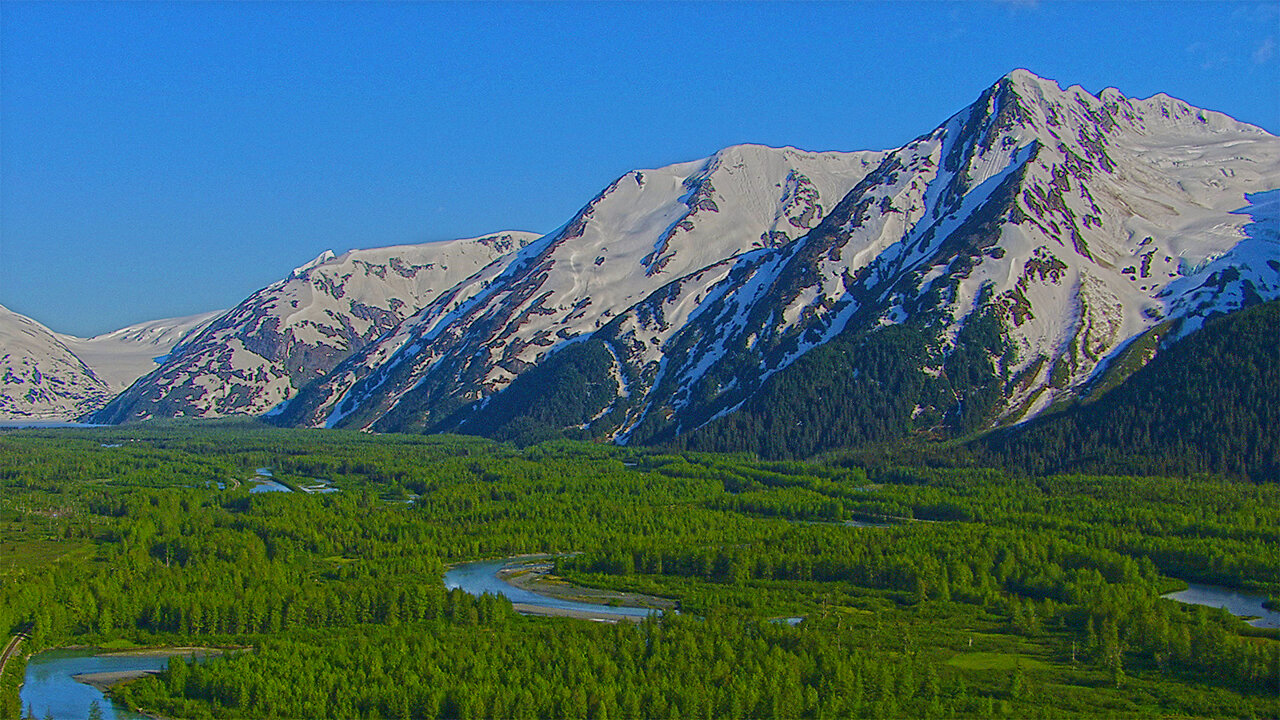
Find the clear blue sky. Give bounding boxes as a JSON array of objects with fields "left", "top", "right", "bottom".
[{"left": 2, "top": 1, "right": 1276, "bottom": 336}]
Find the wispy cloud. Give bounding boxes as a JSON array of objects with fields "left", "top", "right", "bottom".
[
  {"left": 992, "top": 0, "right": 1040, "bottom": 11},
  {"left": 1253, "top": 36, "right": 1276, "bottom": 65},
  {"left": 1186, "top": 41, "right": 1229, "bottom": 71}
]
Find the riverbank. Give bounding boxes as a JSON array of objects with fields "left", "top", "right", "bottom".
[
  {"left": 19, "top": 645, "right": 240, "bottom": 720},
  {"left": 72, "top": 669, "right": 161, "bottom": 692},
  {"left": 499, "top": 561, "right": 676, "bottom": 614},
  {"left": 74, "top": 646, "right": 231, "bottom": 690},
  {"left": 445, "top": 556, "right": 673, "bottom": 622},
  {"left": 509, "top": 602, "right": 649, "bottom": 623},
  {"left": 97, "top": 646, "right": 231, "bottom": 659}
]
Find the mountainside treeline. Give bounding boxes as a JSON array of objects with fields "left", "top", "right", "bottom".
[
  {"left": 665, "top": 310, "right": 1009, "bottom": 459},
  {"left": 669, "top": 301, "right": 1279, "bottom": 481},
  {"left": 972, "top": 301, "right": 1280, "bottom": 481}
]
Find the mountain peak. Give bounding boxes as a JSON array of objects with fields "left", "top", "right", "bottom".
[
  {"left": 291, "top": 249, "right": 337, "bottom": 278},
  {"left": 45, "top": 72, "right": 1275, "bottom": 448},
  {"left": 1002, "top": 67, "right": 1052, "bottom": 86}
]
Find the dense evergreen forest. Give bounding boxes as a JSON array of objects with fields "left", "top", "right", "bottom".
[
  {"left": 453, "top": 300, "right": 1278, "bottom": 484},
  {"left": 974, "top": 301, "right": 1279, "bottom": 481},
  {"left": 0, "top": 423, "right": 1276, "bottom": 718}
]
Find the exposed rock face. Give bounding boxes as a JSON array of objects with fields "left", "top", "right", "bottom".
[
  {"left": 88, "top": 232, "right": 538, "bottom": 422},
  {"left": 276, "top": 70, "right": 1278, "bottom": 446}
]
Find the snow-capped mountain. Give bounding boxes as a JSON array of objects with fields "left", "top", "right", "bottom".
[
  {"left": 89, "top": 232, "right": 539, "bottom": 422},
  {"left": 1, "top": 306, "right": 217, "bottom": 420},
  {"left": 274, "top": 144, "right": 886, "bottom": 430},
  {"left": 275, "top": 70, "right": 1278, "bottom": 449},
  {"left": 62, "top": 311, "right": 223, "bottom": 394},
  {"left": 602, "top": 69, "right": 1280, "bottom": 446},
  {"left": 1, "top": 304, "right": 112, "bottom": 420}
]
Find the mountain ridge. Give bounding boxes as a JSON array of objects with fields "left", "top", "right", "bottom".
[
  {"left": 275, "top": 69, "right": 1276, "bottom": 450},
  {"left": 89, "top": 231, "right": 540, "bottom": 423},
  {"left": 5, "top": 70, "right": 1274, "bottom": 455},
  {"left": 0, "top": 305, "right": 220, "bottom": 420}
]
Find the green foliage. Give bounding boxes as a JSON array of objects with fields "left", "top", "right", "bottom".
[
  {"left": 0, "top": 424, "right": 1276, "bottom": 719},
  {"left": 449, "top": 339, "right": 622, "bottom": 444},
  {"left": 668, "top": 308, "right": 1014, "bottom": 459},
  {"left": 674, "top": 323, "right": 941, "bottom": 458},
  {"left": 977, "top": 301, "right": 1280, "bottom": 480}
]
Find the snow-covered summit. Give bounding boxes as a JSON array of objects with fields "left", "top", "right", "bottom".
[
  {"left": 61, "top": 310, "right": 224, "bottom": 394},
  {"left": 0, "top": 305, "right": 227, "bottom": 420},
  {"left": 274, "top": 143, "right": 886, "bottom": 430}
]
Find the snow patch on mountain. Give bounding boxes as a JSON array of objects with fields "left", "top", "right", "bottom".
[{"left": 60, "top": 310, "right": 223, "bottom": 394}]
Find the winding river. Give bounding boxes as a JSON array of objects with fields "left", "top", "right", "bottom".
[
  {"left": 19, "top": 649, "right": 198, "bottom": 720},
  {"left": 444, "top": 558, "right": 659, "bottom": 620}
]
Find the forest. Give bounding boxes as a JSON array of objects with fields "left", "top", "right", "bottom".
[
  {"left": 466, "top": 297, "right": 1278, "bottom": 483},
  {"left": 0, "top": 422, "right": 1276, "bottom": 719}
]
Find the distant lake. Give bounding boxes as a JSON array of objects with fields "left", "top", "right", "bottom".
[
  {"left": 249, "top": 467, "right": 291, "bottom": 493},
  {"left": 1162, "top": 583, "right": 1280, "bottom": 629}
]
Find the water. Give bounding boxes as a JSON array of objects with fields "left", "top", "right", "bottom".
[
  {"left": 19, "top": 649, "right": 200, "bottom": 720},
  {"left": 1162, "top": 583, "right": 1280, "bottom": 629},
  {"left": 248, "top": 468, "right": 291, "bottom": 493},
  {"left": 249, "top": 479, "right": 292, "bottom": 493},
  {"left": 444, "top": 558, "right": 658, "bottom": 619}
]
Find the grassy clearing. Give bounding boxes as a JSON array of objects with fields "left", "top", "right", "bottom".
[
  {"left": 946, "top": 651, "right": 1049, "bottom": 671},
  {"left": 0, "top": 537, "right": 93, "bottom": 575}
]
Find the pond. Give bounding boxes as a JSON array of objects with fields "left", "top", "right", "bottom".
[
  {"left": 19, "top": 648, "right": 212, "bottom": 720},
  {"left": 249, "top": 479, "right": 292, "bottom": 493},
  {"left": 248, "top": 467, "right": 291, "bottom": 493},
  {"left": 1162, "top": 583, "right": 1280, "bottom": 629},
  {"left": 444, "top": 558, "right": 658, "bottom": 620}
]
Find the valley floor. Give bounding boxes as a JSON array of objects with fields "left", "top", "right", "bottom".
[{"left": 0, "top": 424, "right": 1275, "bottom": 719}]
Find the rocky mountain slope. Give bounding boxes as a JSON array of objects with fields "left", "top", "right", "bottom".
[
  {"left": 1, "top": 306, "right": 216, "bottom": 420},
  {"left": 1, "top": 304, "right": 112, "bottom": 420},
  {"left": 89, "top": 232, "right": 538, "bottom": 422},
  {"left": 274, "top": 70, "right": 1278, "bottom": 451},
  {"left": 274, "top": 145, "right": 886, "bottom": 430}
]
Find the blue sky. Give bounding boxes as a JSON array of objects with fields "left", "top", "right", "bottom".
[{"left": 2, "top": 1, "right": 1276, "bottom": 336}]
